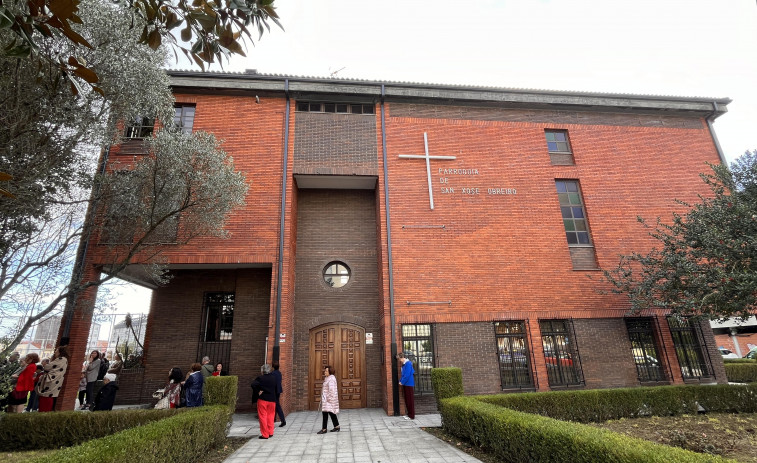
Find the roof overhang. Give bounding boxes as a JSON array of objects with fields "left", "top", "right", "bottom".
[
  {"left": 103, "top": 262, "right": 272, "bottom": 289},
  {"left": 168, "top": 71, "right": 730, "bottom": 119}
]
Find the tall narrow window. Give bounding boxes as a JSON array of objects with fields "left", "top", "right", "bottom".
[
  {"left": 540, "top": 320, "right": 583, "bottom": 387},
  {"left": 626, "top": 318, "right": 666, "bottom": 382},
  {"left": 495, "top": 321, "right": 533, "bottom": 389},
  {"left": 401, "top": 324, "right": 435, "bottom": 394},
  {"left": 198, "top": 292, "right": 234, "bottom": 374},
  {"left": 556, "top": 180, "right": 598, "bottom": 269},
  {"left": 668, "top": 316, "right": 712, "bottom": 380},
  {"left": 203, "top": 293, "right": 235, "bottom": 342},
  {"left": 545, "top": 130, "right": 574, "bottom": 165},
  {"left": 124, "top": 116, "right": 155, "bottom": 139},
  {"left": 174, "top": 105, "right": 196, "bottom": 134},
  {"left": 556, "top": 180, "right": 591, "bottom": 245}
]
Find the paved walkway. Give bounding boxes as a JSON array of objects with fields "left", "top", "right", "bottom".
[{"left": 225, "top": 409, "right": 482, "bottom": 463}]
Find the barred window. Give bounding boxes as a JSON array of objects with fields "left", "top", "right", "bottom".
[
  {"left": 556, "top": 180, "right": 592, "bottom": 246},
  {"left": 626, "top": 318, "right": 666, "bottom": 382},
  {"left": 203, "top": 293, "right": 235, "bottom": 342},
  {"left": 495, "top": 321, "right": 533, "bottom": 389},
  {"left": 540, "top": 320, "right": 583, "bottom": 387},
  {"left": 668, "top": 316, "right": 712, "bottom": 380},
  {"left": 401, "top": 324, "right": 435, "bottom": 394}
]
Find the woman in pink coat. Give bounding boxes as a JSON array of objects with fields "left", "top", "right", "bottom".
[{"left": 317, "top": 365, "right": 340, "bottom": 434}]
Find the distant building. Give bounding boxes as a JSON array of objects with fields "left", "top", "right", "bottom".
[{"left": 58, "top": 72, "right": 731, "bottom": 413}]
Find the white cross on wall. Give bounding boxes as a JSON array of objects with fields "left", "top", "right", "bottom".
[{"left": 398, "top": 133, "right": 456, "bottom": 210}]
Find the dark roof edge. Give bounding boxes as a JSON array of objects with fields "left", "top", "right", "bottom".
[{"left": 167, "top": 71, "right": 731, "bottom": 118}]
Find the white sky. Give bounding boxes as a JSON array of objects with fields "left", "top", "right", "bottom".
[{"left": 119, "top": 0, "right": 757, "bottom": 312}]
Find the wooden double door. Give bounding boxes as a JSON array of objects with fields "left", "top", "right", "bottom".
[{"left": 309, "top": 323, "right": 366, "bottom": 410}]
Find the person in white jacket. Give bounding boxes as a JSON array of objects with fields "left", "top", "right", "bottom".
[{"left": 317, "top": 365, "right": 340, "bottom": 434}]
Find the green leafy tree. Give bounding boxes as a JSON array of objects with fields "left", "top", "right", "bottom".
[
  {"left": 0, "top": 0, "right": 280, "bottom": 92},
  {"left": 602, "top": 151, "right": 757, "bottom": 321},
  {"left": 0, "top": 1, "right": 248, "bottom": 358}
]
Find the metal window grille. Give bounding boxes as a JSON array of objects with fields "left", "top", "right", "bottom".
[
  {"left": 198, "top": 292, "right": 234, "bottom": 373},
  {"left": 667, "top": 316, "right": 712, "bottom": 380},
  {"left": 625, "top": 318, "right": 666, "bottom": 382},
  {"left": 401, "top": 324, "right": 435, "bottom": 394},
  {"left": 494, "top": 321, "right": 533, "bottom": 390},
  {"left": 539, "top": 319, "right": 584, "bottom": 387}
]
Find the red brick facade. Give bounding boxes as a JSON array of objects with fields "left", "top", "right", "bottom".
[{"left": 57, "top": 73, "right": 731, "bottom": 413}]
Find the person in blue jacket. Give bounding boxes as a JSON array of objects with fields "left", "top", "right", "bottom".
[
  {"left": 183, "top": 362, "right": 204, "bottom": 407},
  {"left": 397, "top": 352, "right": 415, "bottom": 419}
]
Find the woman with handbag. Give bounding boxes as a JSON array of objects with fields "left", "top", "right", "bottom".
[
  {"left": 37, "top": 346, "right": 69, "bottom": 412},
  {"left": 154, "top": 367, "right": 183, "bottom": 409},
  {"left": 6, "top": 353, "right": 39, "bottom": 413}
]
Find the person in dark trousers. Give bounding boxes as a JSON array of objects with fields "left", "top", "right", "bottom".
[
  {"left": 397, "top": 352, "right": 415, "bottom": 419},
  {"left": 271, "top": 360, "right": 286, "bottom": 427},
  {"left": 93, "top": 374, "right": 118, "bottom": 411}
]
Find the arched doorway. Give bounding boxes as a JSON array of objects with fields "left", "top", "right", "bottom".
[{"left": 309, "top": 323, "right": 366, "bottom": 410}]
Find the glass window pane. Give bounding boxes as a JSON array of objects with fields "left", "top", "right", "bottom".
[
  {"left": 351, "top": 104, "right": 362, "bottom": 114},
  {"left": 297, "top": 102, "right": 309, "bottom": 111},
  {"left": 575, "top": 220, "right": 587, "bottom": 231},
  {"left": 554, "top": 132, "right": 566, "bottom": 142},
  {"left": 566, "top": 182, "right": 578, "bottom": 192},
  {"left": 577, "top": 232, "right": 590, "bottom": 244},
  {"left": 572, "top": 206, "right": 584, "bottom": 218},
  {"left": 545, "top": 132, "right": 555, "bottom": 142},
  {"left": 568, "top": 193, "right": 580, "bottom": 204},
  {"left": 558, "top": 194, "right": 570, "bottom": 205},
  {"left": 563, "top": 219, "right": 575, "bottom": 231},
  {"left": 555, "top": 181, "right": 567, "bottom": 193},
  {"left": 547, "top": 142, "right": 558, "bottom": 152},
  {"left": 324, "top": 103, "right": 336, "bottom": 113},
  {"left": 561, "top": 206, "right": 572, "bottom": 218},
  {"left": 309, "top": 103, "right": 321, "bottom": 111},
  {"left": 363, "top": 105, "right": 375, "bottom": 114},
  {"left": 566, "top": 232, "right": 578, "bottom": 244},
  {"left": 336, "top": 104, "right": 348, "bottom": 113}
]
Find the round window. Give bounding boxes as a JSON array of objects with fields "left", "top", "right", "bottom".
[{"left": 323, "top": 262, "right": 350, "bottom": 288}]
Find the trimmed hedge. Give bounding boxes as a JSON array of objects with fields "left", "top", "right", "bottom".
[
  {"left": 0, "top": 409, "right": 178, "bottom": 451},
  {"left": 476, "top": 384, "right": 757, "bottom": 423},
  {"left": 725, "top": 363, "right": 757, "bottom": 383},
  {"left": 30, "top": 405, "right": 232, "bottom": 463},
  {"left": 440, "top": 396, "right": 726, "bottom": 463},
  {"left": 723, "top": 358, "right": 757, "bottom": 364},
  {"left": 204, "top": 375, "right": 238, "bottom": 409},
  {"left": 430, "top": 367, "right": 464, "bottom": 410}
]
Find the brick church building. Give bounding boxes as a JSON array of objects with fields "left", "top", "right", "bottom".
[{"left": 57, "top": 71, "right": 732, "bottom": 413}]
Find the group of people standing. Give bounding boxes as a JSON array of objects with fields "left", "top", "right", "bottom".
[
  {"left": 4, "top": 346, "right": 70, "bottom": 413},
  {"left": 154, "top": 356, "right": 225, "bottom": 409},
  {"left": 78, "top": 350, "right": 123, "bottom": 411}
]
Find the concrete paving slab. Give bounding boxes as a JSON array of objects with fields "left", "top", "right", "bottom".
[{"left": 225, "top": 408, "right": 481, "bottom": 463}]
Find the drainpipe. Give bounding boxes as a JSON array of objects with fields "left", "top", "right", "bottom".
[
  {"left": 273, "top": 79, "right": 290, "bottom": 363},
  {"left": 730, "top": 328, "right": 742, "bottom": 357},
  {"left": 381, "top": 84, "right": 400, "bottom": 416},
  {"left": 705, "top": 101, "right": 727, "bottom": 165},
  {"left": 61, "top": 145, "right": 112, "bottom": 345}
]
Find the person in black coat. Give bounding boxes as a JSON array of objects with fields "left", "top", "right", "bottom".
[
  {"left": 93, "top": 374, "right": 118, "bottom": 411},
  {"left": 251, "top": 364, "right": 278, "bottom": 439},
  {"left": 271, "top": 360, "right": 286, "bottom": 427}
]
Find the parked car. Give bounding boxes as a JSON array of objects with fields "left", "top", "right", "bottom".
[
  {"left": 719, "top": 348, "right": 740, "bottom": 359},
  {"left": 744, "top": 349, "right": 757, "bottom": 360},
  {"left": 544, "top": 353, "right": 573, "bottom": 367}
]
